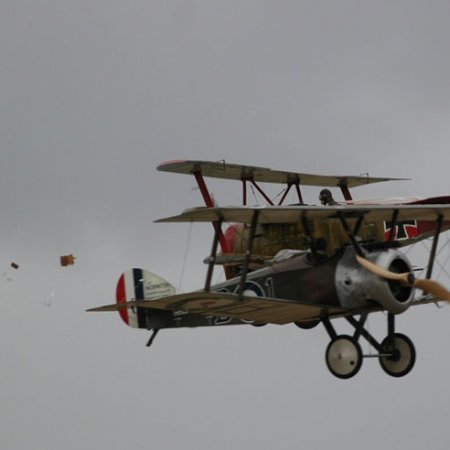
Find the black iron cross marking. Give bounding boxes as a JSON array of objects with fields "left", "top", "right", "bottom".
[{"left": 384, "top": 220, "right": 418, "bottom": 240}]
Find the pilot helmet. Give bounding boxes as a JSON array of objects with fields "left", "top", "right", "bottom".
[{"left": 319, "top": 188, "right": 333, "bottom": 204}]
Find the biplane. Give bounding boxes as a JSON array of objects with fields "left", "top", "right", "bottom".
[{"left": 89, "top": 160, "right": 450, "bottom": 379}]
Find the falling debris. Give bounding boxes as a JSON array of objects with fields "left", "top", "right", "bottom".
[
  {"left": 10, "top": 262, "right": 19, "bottom": 270},
  {"left": 60, "top": 254, "right": 76, "bottom": 267},
  {"left": 2, "top": 272, "right": 13, "bottom": 282},
  {"left": 43, "top": 292, "right": 55, "bottom": 307}
]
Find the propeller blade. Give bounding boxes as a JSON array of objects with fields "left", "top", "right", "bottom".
[
  {"left": 356, "top": 255, "right": 450, "bottom": 301},
  {"left": 414, "top": 279, "right": 450, "bottom": 301},
  {"left": 355, "top": 255, "right": 412, "bottom": 285}
]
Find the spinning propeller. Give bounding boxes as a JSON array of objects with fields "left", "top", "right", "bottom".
[{"left": 356, "top": 255, "right": 450, "bottom": 301}]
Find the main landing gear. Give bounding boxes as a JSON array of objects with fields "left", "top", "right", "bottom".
[{"left": 322, "top": 313, "right": 415, "bottom": 379}]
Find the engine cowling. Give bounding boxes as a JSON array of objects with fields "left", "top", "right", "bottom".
[{"left": 335, "top": 248, "right": 414, "bottom": 314}]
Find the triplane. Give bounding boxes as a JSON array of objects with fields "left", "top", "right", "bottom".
[{"left": 89, "top": 160, "right": 450, "bottom": 379}]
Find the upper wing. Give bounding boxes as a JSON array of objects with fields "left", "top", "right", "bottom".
[
  {"left": 88, "top": 291, "right": 346, "bottom": 325},
  {"left": 155, "top": 204, "right": 450, "bottom": 224},
  {"left": 157, "top": 160, "right": 406, "bottom": 188}
]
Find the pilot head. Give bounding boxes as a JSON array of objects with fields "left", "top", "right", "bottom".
[{"left": 319, "top": 189, "right": 336, "bottom": 205}]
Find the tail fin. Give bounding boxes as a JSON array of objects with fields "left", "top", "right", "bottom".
[{"left": 116, "top": 268, "right": 176, "bottom": 328}]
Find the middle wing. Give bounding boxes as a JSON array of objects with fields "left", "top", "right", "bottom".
[
  {"left": 88, "top": 291, "right": 346, "bottom": 325},
  {"left": 155, "top": 204, "right": 450, "bottom": 224}
]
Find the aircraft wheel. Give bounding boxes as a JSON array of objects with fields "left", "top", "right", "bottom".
[
  {"left": 295, "top": 320, "right": 320, "bottom": 330},
  {"left": 325, "top": 335, "right": 362, "bottom": 379},
  {"left": 379, "top": 333, "right": 416, "bottom": 377}
]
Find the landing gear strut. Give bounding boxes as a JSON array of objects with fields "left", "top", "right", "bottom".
[{"left": 322, "top": 313, "right": 415, "bottom": 379}]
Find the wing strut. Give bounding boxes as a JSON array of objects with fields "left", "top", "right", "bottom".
[
  {"left": 388, "top": 209, "right": 399, "bottom": 242},
  {"left": 301, "top": 212, "right": 320, "bottom": 258},
  {"left": 242, "top": 177, "right": 274, "bottom": 205},
  {"left": 339, "top": 183, "right": 352, "bottom": 201},
  {"left": 277, "top": 181, "right": 304, "bottom": 205},
  {"left": 353, "top": 215, "right": 364, "bottom": 236},
  {"left": 337, "top": 212, "right": 364, "bottom": 257},
  {"left": 193, "top": 169, "right": 229, "bottom": 252},
  {"left": 426, "top": 214, "right": 443, "bottom": 279},
  {"left": 193, "top": 169, "right": 233, "bottom": 279},
  {"left": 204, "top": 217, "right": 224, "bottom": 291},
  {"left": 237, "top": 210, "right": 260, "bottom": 299}
]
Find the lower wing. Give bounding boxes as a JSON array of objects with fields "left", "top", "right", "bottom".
[{"left": 88, "top": 291, "right": 346, "bottom": 325}]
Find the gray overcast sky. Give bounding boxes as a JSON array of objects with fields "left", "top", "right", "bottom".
[{"left": 2, "top": 1, "right": 450, "bottom": 449}]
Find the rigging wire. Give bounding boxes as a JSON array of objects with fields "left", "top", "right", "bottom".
[
  {"left": 403, "top": 231, "right": 450, "bottom": 306},
  {"left": 272, "top": 187, "right": 287, "bottom": 204},
  {"left": 433, "top": 232, "right": 450, "bottom": 281},
  {"left": 250, "top": 185, "right": 259, "bottom": 205},
  {"left": 416, "top": 232, "right": 450, "bottom": 282},
  {"left": 177, "top": 221, "right": 193, "bottom": 293}
]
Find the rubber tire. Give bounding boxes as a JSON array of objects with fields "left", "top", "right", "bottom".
[
  {"left": 325, "top": 335, "right": 363, "bottom": 379},
  {"left": 379, "top": 333, "right": 416, "bottom": 377}
]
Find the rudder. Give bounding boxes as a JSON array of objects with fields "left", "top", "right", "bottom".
[{"left": 116, "top": 268, "right": 176, "bottom": 328}]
